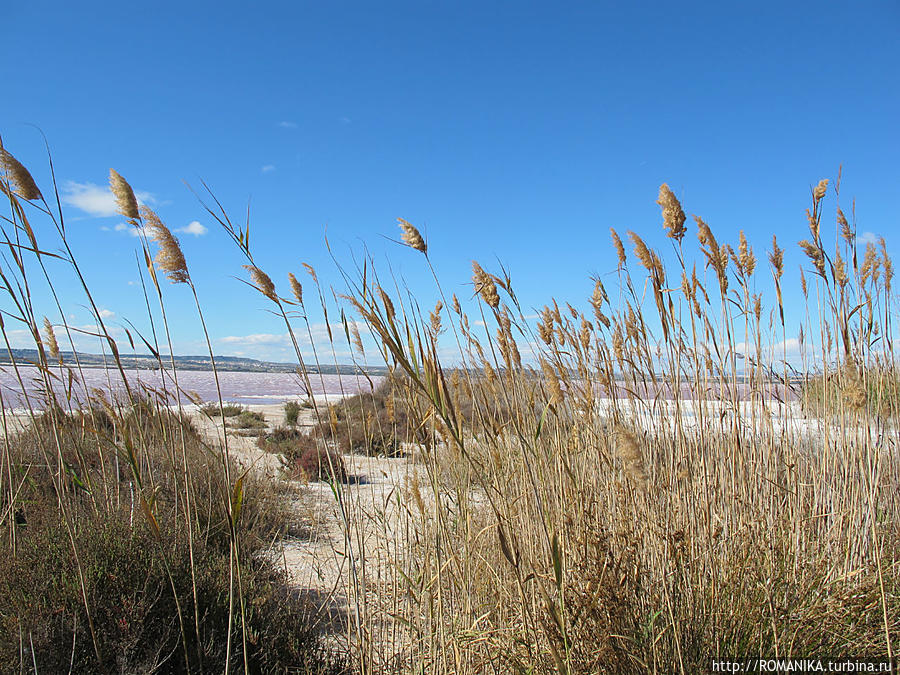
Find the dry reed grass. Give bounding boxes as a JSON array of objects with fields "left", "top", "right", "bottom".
[{"left": 1, "top": 141, "right": 897, "bottom": 674}]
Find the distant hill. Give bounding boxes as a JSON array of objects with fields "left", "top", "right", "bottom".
[{"left": 0, "top": 349, "right": 388, "bottom": 376}]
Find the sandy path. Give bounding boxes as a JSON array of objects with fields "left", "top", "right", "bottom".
[{"left": 187, "top": 398, "right": 422, "bottom": 650}]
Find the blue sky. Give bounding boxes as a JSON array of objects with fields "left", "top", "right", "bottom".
[{"left": 1, "top": 1, "right": 898, "bottom": 364}]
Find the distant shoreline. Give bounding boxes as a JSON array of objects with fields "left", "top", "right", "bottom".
[{"left": 0, "top": 348, "right": 389, "bottom": 376}]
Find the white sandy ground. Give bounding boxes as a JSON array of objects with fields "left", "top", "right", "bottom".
[{"left": 184, "top": 397, "right": 426, "bottom": 657}]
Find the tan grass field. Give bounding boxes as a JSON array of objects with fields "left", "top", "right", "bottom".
[{"left": 0, "top": 149, "right": 897, "bottom": 673}]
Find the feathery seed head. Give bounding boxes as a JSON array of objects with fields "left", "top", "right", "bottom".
[
  {"left": 657, "top": 183, "right": 687, "bottom": 241},
  {"left": 738, "top": 230, "right": 756, "bottom": 276},
  {"left": 837, "top": 208, "right": 853, "bottom": 244},
  {"left": 471, "top": 261, "right": 500, "bottom": 309},
  {"left": 860, "top": 243, "right": 877, "bottom": 286},
  {"left": 42, "top": 317, "right": 61, "bottom": 363},
  {"left": 302, "top": 262, "right": 318, "bottom": 283},
  {"left": 378, "top": 287, "right": 396, "bottom": 321},
  {"left": 799, "top": 239, "right": 825, "bottom": 278},
  {"left": 614, "top": 425, "right": 648, "bottom": 488},
  {"left": 142, "top": 207, "right": 189, "bottom": 284},
  {"left": 813, "top": 178, "right": 829, "bottom": 202},
  {"left": 350, "top": 320, "right": 364, "bottom": 355},
  {"left": 244, "top": 265, "right": 277, "bottom": 301},
  {"left": 0, "top": 149, "right": 42, "bottom": 200},
  {"left": 769, "top": 235, "right": 784, "bottom": 279},
  {"left": 288, "top": 272, "right": 303, "bottom": 305},
  {"left": 109, "top": 169, "right": 140, "bottom": 221},
  {"left": 610, "top": 228, "right": 626, "bottom": 268},
  {"left": 627, "top": 231, "right": 654, "bottom": 272},
  {"left": 541, "top": 359, "right": 563, "bottom": 405},
  {"left": 429, "top": 300, "right": 443, "bottom": 335},
  {"left": 397, "top": 218, "right": 427, "bottom": 254},
  {"left": 879, "top": 237, "right": 893, "bottom": 293}
]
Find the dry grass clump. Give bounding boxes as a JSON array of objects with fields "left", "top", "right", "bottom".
[
  {"left": 200, "top": 401, "right": 246, "bottom": 417},
  {"left": 258, "top": 427, "right": 347, "bottom": 482},
  {"left": 0, "top": 395, "right": 344, "bottom": 673},
  {"left": 315, "top": 379, "right": 423, "bottom": 457},
  {"left": 325, "top": 173, "right": 898, "bottom": 672},
  {"left": 4, "top": 143, "right": 898, "bottom": 673},
  {"left": 229, "top": 409, "right": 268, "bottom": 429},
  {"left": 801, "top": 362, "right": 900, "bottom": 418}
]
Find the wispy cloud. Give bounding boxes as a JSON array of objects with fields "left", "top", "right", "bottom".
[
  {"left": 98, "top": 308, "right": 115, "bottom": 319},
  {"left": 277, "top": 121, "right": 297, "bottom": 129},
  {"left": 261, "top": 164, "right": 276, "bottom": 173},
  {"left": 857, "top": 231, "right": 880, "bottom": 246},
  {"left": 220, "top": 333, "right": 290, "bottom": 346},
  {"left": 217, "top": 323, "right": 344, "bottom": 359},
  {"left": 62, "top": 181, "right": 155, "bottom": 218},
  {"left": 178, "top": 221, "right": 208, "bottom": 236}
]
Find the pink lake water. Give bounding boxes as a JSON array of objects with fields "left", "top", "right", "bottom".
[{"left": 0, "top": 365, "right": 384, "bottom": 409}]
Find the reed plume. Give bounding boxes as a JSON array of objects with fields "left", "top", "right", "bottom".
[
  {"left": 398, "top": 218, "right": 427, "bottom": 254},
  {"left": 0, "top": 148, "right": 42, "bottom": 200},
  {"left": 657, "top": 183, "right": 686, "bottom": 241},
  {"left": 813, "top": 178, "right": 829, "bottom": 202},
  {"left": 472, "top": 261, "right": 500, "bottom": 309},
  {"left": 628, "top": 231, "right": 654, "bottom": 272},
  {"left": 288, "top": 272, "right": 304, "bottom": 305},
  {"left": 769, "top": 235, "right": 784, "bottom": 278},
  {"left": 614, "top": 425, "right": 648, "bottom": 488},
  {"left": 244, "top": 265, "right": 277, "bottom": 301},
  {"left": 879, "top": 236, "right": 893, "bottom": 293},
  {"left": 42, "top": 316, "right": 61, "bottom": 363},
  {"left": 610, "top": 228, "right": 626, "bottom": 267},
  {"left": 738, "top": 231, "right": 756, "bottom": 276},
  {"left": 142, "top": 206, "right": 190, "bottom": 284},
  {"left": 109, "top": 169, "right": 140, "bottom": 221}
]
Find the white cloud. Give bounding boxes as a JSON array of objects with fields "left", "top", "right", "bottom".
[
  {"left": 261, "top": 165, "right": 276, "bottom": 173},
  {"left": 62, "top": 181, "right": 155, "bottom": 218},
  {"left": 277, "top": 121, "right": 297, "bottom": 129},
  {"left": 733, "top": 337, "right": 802, "bottom": 356},
  {"left": 98, "top": 309, "right": 115, "bottom": 319},
  {"left": 857, "top": 231, "right": 880, "bottom": 246},
  {"left": 220, "top": 333, "right": 290, "bottom": 346},
  {"left": 178, "top": 221, "right": 208, "bottom": 236}
]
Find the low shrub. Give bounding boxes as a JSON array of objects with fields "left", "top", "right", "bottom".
[
  {"left": 231, "top": 410, "right": 268, "bottom": 429},
  {"left": 258, "top": 427, "right": 347, "bottom": 482},
  {"left": 284, "top": 400, "right": 302, "bottom": 427},
  {"left": 316, "top": 379, "right": 421, "bottom": 457},
  {"left": 200, "top": 402, "right": 246, "bottom": 417}
]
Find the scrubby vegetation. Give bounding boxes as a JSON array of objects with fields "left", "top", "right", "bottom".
[
  {"left": 230, "top": 410, "right": 268, "bottom": 429},
  {"left": 1, "top": 144, "right": 897, "bottom": 673},
  {"left": 314, "top": 379, "right": 424, "bottom": 457},
  {"left": 0, "top": 397, "right": 346, "bottom": 673},
  {"left": 200, "top": 402, "right": 246, "bottom": 417},
  {"left": 801, "top": 361, "right": 900, "bottom": 418},
  {"left": 284, "top": 400, "right": 302, "bottom": 427},
  {"left": 258, "top": 427, "right": 347, "bottom": 482}
]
